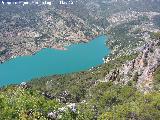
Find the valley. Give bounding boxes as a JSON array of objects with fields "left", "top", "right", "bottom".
[{"left": 0, "top": 0, "right": 160, "bottom": 119}]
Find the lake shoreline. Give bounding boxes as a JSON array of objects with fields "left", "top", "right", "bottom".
[
  {"left": 0, "top": 35, "right": 101, "bottom": 64},
  {"left": 0, "top": 35, "right": 110, "bottom": 87}
]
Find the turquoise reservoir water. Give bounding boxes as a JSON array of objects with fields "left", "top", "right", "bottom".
[{"left": 0, "top": 35, "right": 110, "bottom": 87}]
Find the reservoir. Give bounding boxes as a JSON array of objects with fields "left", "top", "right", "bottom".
[{"left": 0, "top": 35, "right": 110, "bottom": 87}]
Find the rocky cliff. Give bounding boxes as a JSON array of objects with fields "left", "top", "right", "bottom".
[{"left": 105, "top": 37, "right": 160, "bottom": 93}]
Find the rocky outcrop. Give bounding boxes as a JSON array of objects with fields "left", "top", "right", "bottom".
[
  {"left": 105, "top": 38, "right": 160, "bottom": 93},
  {"left": 47, "top": 103, "right": 77, "bottom": 120},
  {"left": 48, "top": 111, "right": 58, "bottom": 120}
]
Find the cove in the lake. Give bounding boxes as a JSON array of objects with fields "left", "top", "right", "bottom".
[{"left": 0, "top": 35, "right": 110, "bottom": 87}]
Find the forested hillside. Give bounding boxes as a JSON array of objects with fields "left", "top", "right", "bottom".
[
  {"left": 0, "top": 51, "right": 160, "bottom": 119},
  {"left": 1, "top": 0, "right": 160, "bottom": 119}
]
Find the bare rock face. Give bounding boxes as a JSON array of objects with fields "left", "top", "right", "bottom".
[{"left": 105, "top": 39, "right": 160, "bottom": 93}]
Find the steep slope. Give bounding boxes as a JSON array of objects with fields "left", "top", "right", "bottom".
[{"left": 0, "top": 51, "right": 160, "bottom": 119}]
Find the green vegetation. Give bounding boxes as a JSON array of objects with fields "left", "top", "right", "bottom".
[
  {"left": 1, "top": 82, "right": 160, "bottom": 119},
  {"left": 107, "top": 20, "right": 145, "bottom": 57},
  {"left": 153, "top": 66, "right": 160, "bottom": 91},
  {"left": 95, "top": 83, "right": 160, "bottom": 120},
  {"left": 29, "top": 54, "right": 138, "bottom": 103},
  {"left": 1, "top": 54, "right": 160, "bottom": 119},
  {"left": 98, "top": 91, "right": 160, "bottom": 120},
  {"left": 0, "top": 86, "right": 61, "bottom": 120},
  {"left": 151, "top": 32, "right": 160, "bottom": 40}
]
